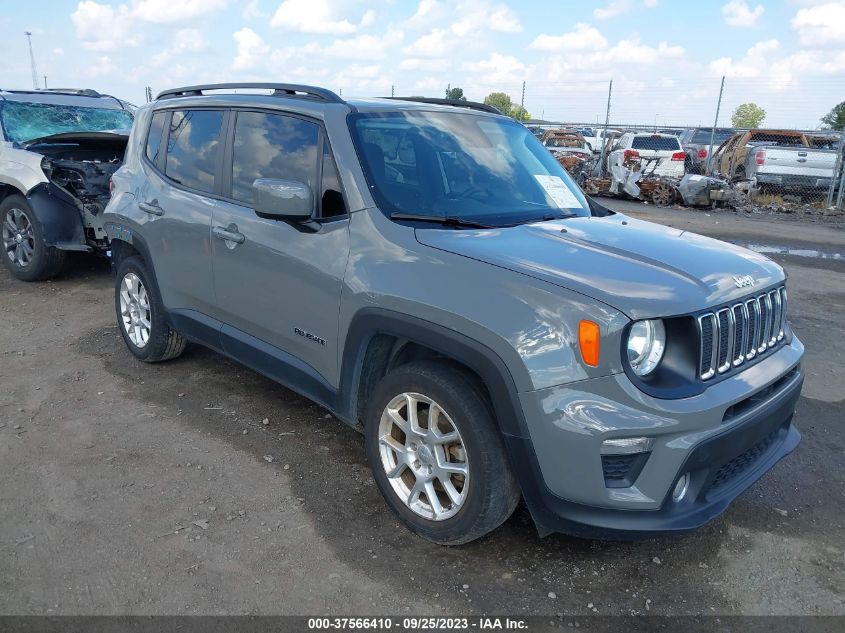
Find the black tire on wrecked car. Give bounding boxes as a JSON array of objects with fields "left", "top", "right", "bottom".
[
  {"left": 114, "top": 255, "right": 186, "bottom": 362},
  {"left": 0, "top": 194, "right": 66, "bottom": 281}
]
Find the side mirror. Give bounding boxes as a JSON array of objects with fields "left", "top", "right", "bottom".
[{"left": 253, "top": 178, "right": 313, "bottom": 220}]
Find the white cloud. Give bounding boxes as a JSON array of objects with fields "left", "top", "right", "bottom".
[
  {"left": 791, "top": 2, "right": 845, "bottom": 46},
  {"left": 132, "top": 0, "right": 229, "bottom": 22},
  {"left": 320, "top": 29, "right": 404, "bottom": 61},
  {"left": 643, "top": 0, "right": 658, "bottom": 6},
  {"left": 462, "top": 53, "right": 526, "bottom": 85},
  {"left": 709, "top": 39, "right": 779, "bottom": 77},
  {"left": 721, "top": 0, "right": 765, "bottom": 27},
  {"left": 151, "top": 28, "right": 208, "bottom": 67},
  {"left": 405, "top": 0, "right": 446, "bottom": 29},
  {"left": 232, "top": 27, "right": 270, "bottom": 70},
  {"left": 359, "top": 9, "right": 376, "bottom": 28},
  {"left": 593, "top": 0, "right": 632, "bottom": 20},
  {"left": 530, "top": 23, "right": 608, "bottom": 52},
  {"left": 89, "top": 55, "right": 117, "bottom": 77},
  {"left": 71, "top": 1, "right": 139, "bottom": 51},
  {"left": 487, "top": 5, "right": 523, "bottom": 32},
  {"left": 242, "top": 0, "right": 266, "bottom": 20},
  {"left": 72, "top": 0, "right": 228, "bottom": 50},
  {"left": 397, "top": 57, "right": 450, "bottom": 72},
  {"left": 405, "top": 28, "right": 453, "bottom": 57},
  {"left": 270, "top": 0, "right": 358, "bottom": 34}
]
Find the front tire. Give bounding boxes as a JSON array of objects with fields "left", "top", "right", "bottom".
[
  {"left": 365, "top": 360, "right": 520, "bottom": 545},
  {"left": 1, "top": 195, "right": 66, "bottom": 281},
  {"left": 114, "top": 256, "right": 185, "bottom": 362}
]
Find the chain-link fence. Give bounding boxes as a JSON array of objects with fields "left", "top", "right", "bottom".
[{"left": 380, "top": 76, "right": 845, "bottom": 211}]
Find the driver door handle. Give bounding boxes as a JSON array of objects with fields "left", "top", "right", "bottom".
[
  {"left": 213, "top": 225, "right": 246, "bottom": 245},
  {"left": 138, "top": 199, "right": 164, "bottom": 216}
]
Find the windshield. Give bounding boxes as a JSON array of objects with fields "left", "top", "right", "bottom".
[
  {"left": 545, "top": 136, "right": 583, "bottom": 148},
  {"left": 691, "top": 129, "right": 734, "bottom": 145},
  {"left": 349, "top": 111, "right": 590, "bottom": 225},
  {"left": 631, "top": 135, "right": 681, "bottom": 151},
  {"left": 0, "top": 101, "right": 134, "bottom": 144}
]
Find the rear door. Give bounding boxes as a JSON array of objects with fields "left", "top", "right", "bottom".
[
  {"left": 137, "top": 108, "right": 225, "bottom": 318},
  {"left": 210, "top": 109, "right": 350, "bottom": 388}
]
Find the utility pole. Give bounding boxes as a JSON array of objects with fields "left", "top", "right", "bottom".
[
  {"left": 25, "top": 32, "right": 39, "bottom": 90},
  {"left": 43, "top": 75, "right": 47, "bottom": 89},
  {"left": 705, "top": 76, "right": 725, "bottom": 175},
  {"left": 597, "top": 79, "right": 613, "bottom": 177},
  {"left": 520, "top": 80, "right": 525, "bottom": 110},
  {"left": 391, "top": 84, "right": 394, "bottom": 98}
]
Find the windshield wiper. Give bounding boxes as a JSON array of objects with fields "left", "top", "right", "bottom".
[
  {"left": 497, "top": 213, "right": 579, "bottom": 227},
  {"left": 390, "top": 212, "right": 495, "bottom": 229}
]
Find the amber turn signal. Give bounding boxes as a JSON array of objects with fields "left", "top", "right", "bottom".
[{"left": 578, "top": 320, "right": 600, "bottom": 367}]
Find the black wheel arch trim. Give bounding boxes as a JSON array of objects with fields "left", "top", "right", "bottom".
[
  {"left": 338, "top": 307, "right": 533, "bottom": 438},
  {"left": 23, "top": 183, "right": 87, "bottom": 249}
]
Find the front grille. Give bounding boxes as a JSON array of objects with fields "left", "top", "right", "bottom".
[
  {"left": 698, "top": 287, "right": 787, "bottom": 380},
  {"left": 708, "top": 428, "right": 780, "bottom": 492}
]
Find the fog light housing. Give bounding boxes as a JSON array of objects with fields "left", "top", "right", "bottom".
[{"left": 672, "top": 473, "right": 690, "bottom": 502}]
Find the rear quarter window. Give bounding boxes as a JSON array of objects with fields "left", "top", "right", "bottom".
[
  {"left": 631, "top": 136, "right": 681, "bottom": 151},
  {"left": 145, "top": 111, "right": 166, "bottom": 164}
]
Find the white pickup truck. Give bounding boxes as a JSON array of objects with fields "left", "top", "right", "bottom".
[
  {"left": 711, "top": 129, "right": 838, "bottom": 195},
  {"left": 743, "top": 144, "right": 838, "bottom": 193}
]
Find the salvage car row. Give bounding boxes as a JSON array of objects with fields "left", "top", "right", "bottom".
[{"left": 533, "top": 122, "right": 843, "bottom": 207}]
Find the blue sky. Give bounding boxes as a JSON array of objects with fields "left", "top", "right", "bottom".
[{"left": 1, "top": 0, "right": 843, "bottom": 127}]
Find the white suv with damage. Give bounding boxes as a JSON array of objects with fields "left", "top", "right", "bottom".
[
  {"left": 0, "top": 88, "right": 133, "bottom": 280},
  {"left": 608, "top": 132, "right": 686, "bottom": 179}
]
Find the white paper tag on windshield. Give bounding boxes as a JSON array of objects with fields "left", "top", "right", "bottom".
[{"left": 534, "top": 175, "right": 585, "bottom": 210}]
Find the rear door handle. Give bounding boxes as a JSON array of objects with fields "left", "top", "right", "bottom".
[
  {"left": 213, "top": 225, "right": 246, "bottom": 245},
  {"left": 139, "top": 200, "right": 164, "bottom": 216}
]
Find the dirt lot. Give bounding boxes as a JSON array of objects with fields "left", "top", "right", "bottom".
[{"left": 1, "top": 204, "right": 843, "bottom": 617}]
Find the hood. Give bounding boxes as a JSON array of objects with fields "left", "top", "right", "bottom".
[
  {"left": 415, "top": 214, "right": 784, "bottom": 320},
  {"left": 22, "top": 131, "right": 129, "bottom": 148}
]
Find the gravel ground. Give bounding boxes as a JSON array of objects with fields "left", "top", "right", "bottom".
[{"left": 1, "top": 203, "right": 843, "bottom": 616}]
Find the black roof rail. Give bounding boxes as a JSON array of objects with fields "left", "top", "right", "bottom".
[
  {"left": 0, "top": 88, "right": 103, "bottom": 97},
  {"left": 383, "top": 96, "right": 504, "bottom": 115},
  {"left": 156, "top": 83, "right": 344, "bottom": 103}
]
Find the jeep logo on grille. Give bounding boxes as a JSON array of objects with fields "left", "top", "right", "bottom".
[{"left": 732, "top": 274, "right": 755, "bottom": 288}]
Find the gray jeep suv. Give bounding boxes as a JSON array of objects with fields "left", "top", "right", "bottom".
[{"left": 103, "top": 83, "right": 804, "bottom": 544}]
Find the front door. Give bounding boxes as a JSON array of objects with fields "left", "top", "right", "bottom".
[{"left": 211, "top": 110, "right": 350, "bottom": 388}]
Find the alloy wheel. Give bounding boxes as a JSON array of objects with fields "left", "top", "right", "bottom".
[
  {"left": 119, "top": 272, "right": 152, "bottom": 348},
  {"left": 377, "top": 392, "right": 469, "bottom": 521},
  {"left": 2, "top": 208, "right": 36, "bottom": 268}
]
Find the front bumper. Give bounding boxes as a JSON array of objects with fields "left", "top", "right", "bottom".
[{"left": 512, "top": 335, "right": 804, "bottom": 539}]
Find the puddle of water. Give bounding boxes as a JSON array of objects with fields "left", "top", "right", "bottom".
[{"left": 737, "top": 243, "right": 844, "bottom": 260}]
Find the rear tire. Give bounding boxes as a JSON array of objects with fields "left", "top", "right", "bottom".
[
  {"left": 114, "top": 256, "right": 185, "bottom": 362},
  {"left": 365, "top": 360, "right": 520, "bottom": 545},
  {"left": 1, "top": 195, "right": 66, "bottom": 281}
]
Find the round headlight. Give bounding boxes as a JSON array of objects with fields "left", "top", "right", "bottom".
[{"left": 627, "top": 319, "right": 666, "bottom": 376}]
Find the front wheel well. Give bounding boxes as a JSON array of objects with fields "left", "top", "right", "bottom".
[
  {"left": 110, "top": 239, "right": 143, "bottom": 269},
  {"left": 354, "top": 336, "right": 491, "bottom": 426},
  {"left": 0, "top": 183, "right": 26, "bottom": 204}
]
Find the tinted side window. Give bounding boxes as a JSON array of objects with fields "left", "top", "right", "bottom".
[
  {"left": 231, "top": 112, "right": 320, "bottom": 206},
  {"left": 320, "top": 143, "right": 347, "bottom": 218},
  {"left": 145, "top": 112, "right": 166, "bottom": 164},
  {"left": 165, "top": 110, "right": 224, "bottom": 193}
]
